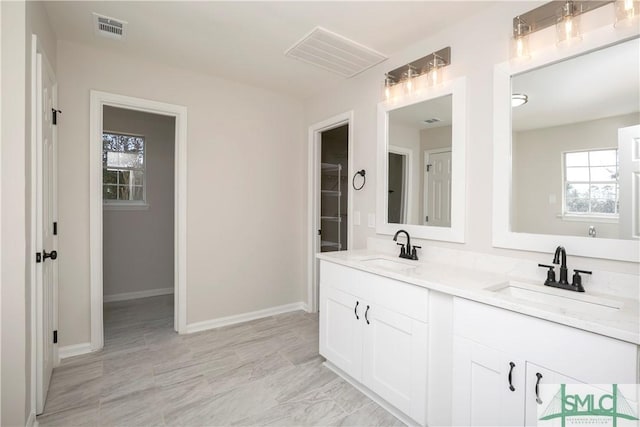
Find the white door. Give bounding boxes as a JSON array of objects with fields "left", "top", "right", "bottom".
[
  {"left": 424, "top": 150, "right": 451, "bottom": 226},
  {"left": 452, "top": 337, "right": 525, "bottom": 426},
  {"left": 319, "top": 286, "right": 363, "bottom": 380},
  {"left": 361, "top": 304, "right": 428, "bottom": 425},
  {"left": 618, "top": 125, "right": 640, "bottom": 240},
  {"left": 36, "top": 52, "right": 58, "bottom": 414}
]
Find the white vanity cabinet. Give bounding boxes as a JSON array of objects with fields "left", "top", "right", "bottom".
[
  {"left": 452, "top": 298, "right": 638, "bottom": 426},
  {"left": 319, "top": 261, "right": 429, "bottom": 426}
]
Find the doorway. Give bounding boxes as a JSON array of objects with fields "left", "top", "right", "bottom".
[
  {"left": 89, "top": 91, "right": 188, "bottom": 351},
  {"left": 388, "top": 147, "right": 412, "bottom": 224},
  {"left": 308, "top": 112, "right": 353, "bottom": 312},
  {"left": 101, "top": 106, "right": 175, "bottom": 342}
]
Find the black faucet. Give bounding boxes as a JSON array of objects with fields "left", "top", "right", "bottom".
[
  {"left": 393, "top": 229, "right": 420, "bottom": 260},
  {"left": 538, "top": 246, "right": 591, "bottom": 292}
]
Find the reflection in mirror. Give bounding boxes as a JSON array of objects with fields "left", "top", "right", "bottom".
[
  {"left": 387, "top": 95, "right": 452, "bottom": 227},
  {"left": 511, "top": 37, "right": 639, "bottom": 240}
]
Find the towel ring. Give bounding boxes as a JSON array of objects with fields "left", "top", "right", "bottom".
[{"left": 352, "top": 170, "right": 366, "bottom": 190}]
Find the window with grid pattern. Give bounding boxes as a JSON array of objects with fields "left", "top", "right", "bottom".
[
  {"left": 564, "top": 149, "right": 618, "bottom": 217},
  {"left": 102, "top": 132, "right": 146, "bottom": 203}
]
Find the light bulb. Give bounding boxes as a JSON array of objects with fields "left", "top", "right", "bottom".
[
  {"left": 384, "top": 86, "right": 391, "bottom": 100},
  {"left": 615, "top": 0, "right": 639, "bottom": 25},
  {"left": 556, "top": 1, "right": 581, "bottom": 45},
  {"left": 430, "top": 67, "right": 439, "bottom": 85},
  {"left": 404, "top": 67, "right": 415, "bottom": 95}
]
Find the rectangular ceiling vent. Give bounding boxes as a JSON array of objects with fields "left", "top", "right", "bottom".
[
  {"left": 93, "top": 13, "right": 127, "bottom": 40},
  {"left": 285, "top": 27, "right": 387, "bottom": 78},
  {"left": 424, "top": 118, "right": 441, "bottom": 124}
]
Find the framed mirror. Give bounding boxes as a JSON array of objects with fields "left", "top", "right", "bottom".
[
  {"left": 493, "top": 32, "right": 639, "bottom": 262},
  {"left": 377, "top": 77, "right": 466, "bottom": 242}
]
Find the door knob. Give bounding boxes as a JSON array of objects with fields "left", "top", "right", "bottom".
[{"left": 43, "top": 250, "right": 57, "bottom": 261}]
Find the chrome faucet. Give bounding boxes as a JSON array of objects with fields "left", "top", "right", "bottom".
[
  {"left": 393, "top": 229, "right": 420, "bottom": 260},
  {"left": 538, "top": 245, "right": 591, "bottom": 292}
]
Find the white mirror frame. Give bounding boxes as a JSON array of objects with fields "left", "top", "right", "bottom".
[
  {"left": 493, "top": 26, "right": 640, "bottom": 262},
  {"left": 377, "top": 77, "right": 467, "bottom": 242}
]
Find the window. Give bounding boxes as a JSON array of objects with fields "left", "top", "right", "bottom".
[
  {"left": 564, "top": 149, "right": 618, "bottom": 217},
  {"left": 103, "top": 132, "right": 145, "bottom": 204}
]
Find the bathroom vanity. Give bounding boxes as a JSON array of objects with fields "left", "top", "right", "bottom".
[{"left": 317, "top": 251, "right": 639, "bottom": 427}]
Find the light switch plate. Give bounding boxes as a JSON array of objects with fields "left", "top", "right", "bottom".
[
  {"left": 353, "top": 211, "right": 361, "bottom": 226},
  {"left": 368, "top": 213, "right": 375, "bottom": 228}
]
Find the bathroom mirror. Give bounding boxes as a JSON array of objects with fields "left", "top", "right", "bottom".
[
  {"left": 493, "top": 34, "right": 640, "bottom": 261},
  {"left": 377, "top": 77, "right": 466, "bottom": 242}
]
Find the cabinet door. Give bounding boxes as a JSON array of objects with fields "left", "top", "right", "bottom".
[
  {"left": 524, "top": 362, "right": 589, "bottom": 427},
  {"left": 452, "top": 336, "right": 525, "bottom": 426},
  {"left": 319, "top": 286, "right": 363, "bottom": 380},
  {"left": 362, "top": 303, "right": 428, "bottom": 425}
]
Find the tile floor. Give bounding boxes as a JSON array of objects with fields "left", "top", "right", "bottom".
[{"left": 37, "top": 295, "right": 404, "bottom": 426}]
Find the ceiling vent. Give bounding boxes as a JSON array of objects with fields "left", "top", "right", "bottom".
[
  {"left": 423, "top": 118, "right": 442, "bottom": 124},
  {"left": 93, "top": 13, "right": 127, "bottom": 40},
  {"left": 285, "top": 27, "right": 387, "bottom": 78}
]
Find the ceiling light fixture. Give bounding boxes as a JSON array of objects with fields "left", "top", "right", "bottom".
[
  {"left": 381, "top": 46, "right": 451, "bottom": 101},
  {"left": 512, "top": 94, "right": 529, "bottom": 107}
]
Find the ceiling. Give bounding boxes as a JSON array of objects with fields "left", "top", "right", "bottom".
[
  {"left": 512, "top": 37, "right": 640, "bottom": 132},
  {"left": 390, "top": 94, "right": 453, "bottom": 130},
  {"left": 43, "top": 1, "right": 492, "bottom": 99}
]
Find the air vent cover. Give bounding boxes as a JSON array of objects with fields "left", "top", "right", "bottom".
[
  {"left": 93, "top": 13, "right": 127, "bottom": 40},
  {"left": 285, "top": 27, "right": 387, "bottom": 78},
  {"left": 424, "top": 118, "right": 441, "bottom": 124}
]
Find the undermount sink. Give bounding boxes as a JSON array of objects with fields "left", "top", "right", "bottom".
[
  {"left": 488, "top": 281, "right": 621, "bottom": 315},
  {"left": 360, "top": 257, "right": 417, "bottom": 272}
]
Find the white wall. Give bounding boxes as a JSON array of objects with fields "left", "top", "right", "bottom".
[
  {"left": 513, "top": 113, "right": 639, "bottom": 238},
  {"left": 102, "top": 106, "right": 175, "bottom": 298},
  {"left": 303, "top": 1, "right": 639, "bottom": 286},
  {"left": 56, "top": 40, "right": 306, "bottom": 347}
]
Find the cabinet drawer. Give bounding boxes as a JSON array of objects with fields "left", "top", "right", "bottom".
[
  {"left": 320, "top": 261, "right": 429, "bottom": 322},
  {"left": 453, "top": 297, "right": 637, "bottom": 384}
]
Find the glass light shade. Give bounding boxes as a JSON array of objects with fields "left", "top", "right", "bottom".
[
  {"left": 404, "top": 68, "right": 416, "bottom": 95},
  {"left": 615, "top": 0, "right": 639, "bottom": 25},
  {"left": 556, "top": 13, "right": 581, "bottom": 45},
  {"left": 512, "top": 34, "right": 531, "bottom": 59}
]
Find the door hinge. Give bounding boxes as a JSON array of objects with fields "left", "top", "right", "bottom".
[
  {"left": 36, "top": 252, "right": 42, "bottom": 263},
  {"left": 53, "top": 221, "right": 58, "bottom": 235},
  {"left": 318, "top": 229, "right": 322, "bottom": 236},
  {"left": 53, "top": 330, "right": 58, "bottom": 344},
  {"left": 52, "top": 109, "right": 62, "bottom": 125},
  {"left": 425, "top": 216, "right": 429, "bottom": 222},
  {"left": 426, "top": 164, "right": 432, "bottom": 172}
]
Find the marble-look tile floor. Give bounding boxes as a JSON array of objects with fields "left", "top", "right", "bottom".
[{"left": 37, "top": 295, "right": 404, "bottom": 426}]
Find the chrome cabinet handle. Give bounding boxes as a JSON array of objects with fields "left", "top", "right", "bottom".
[
  {"left": 535, "top": 373, "right": 543, "bottom": 404},
  {"left": 508, "top": 362, "right": 516, "bottom": 391},
  {"left": 365, "top": 305, "right": 370, "bottom": 324},
  {"left": 354, "top": 301, "right": 359, "bottom": 320}
]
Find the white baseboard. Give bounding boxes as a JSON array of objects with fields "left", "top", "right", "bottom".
[
  {"left": 184, "top": 302, "right": 307, "bottom": 334},
  {"left": 104, "top": 287, "right": 174, "bottom": 303},
  {"left": 26, "top": 411, "right": 37, "bottom": 427},
  {"left": 58, "top": 342, "right": 93, "bottom": 359}
]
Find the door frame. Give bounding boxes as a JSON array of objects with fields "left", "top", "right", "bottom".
[
  {"left": 307, "top": 111, "right": 353, "bottom": 313},
  {"left": 30, "top": 34, "right": 58, "bottom": 415},
  {"left": 423, "top": 148, "right": 451, "bottom": 226},
  {"left": 89, "top": 90, "right": 188, "bottom": 351},
  {"left": 388, "top": 145, "right": 412, "bottom": 224}
]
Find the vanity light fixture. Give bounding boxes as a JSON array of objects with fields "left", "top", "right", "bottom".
[
  {"left": 556, "top": 0, "right": 582, "bottom": 44},
  {"left": 615, "top": 0, "right": 639, "bottom": 25},
  {"left": 511, "top": 93, "right": 529, "bottom": 107},
  {"left": 513, "top": 16, "right": 531, "bottom": 59},
  {"left": 382, "top": 46, "right": 451, "bottom": 101},
  {"left": 511, "top": 1, "right": 613, "bottom": 58}
]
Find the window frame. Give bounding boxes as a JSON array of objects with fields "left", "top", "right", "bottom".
[
  {"left": 561, "top": 147, "right": 619, "bottom": 222},
  {"left": 102, "top": 130, "right": 149, "bottom": 209}
]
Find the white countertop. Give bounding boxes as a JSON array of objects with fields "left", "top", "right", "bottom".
[{"left": 317, "top": 249, "right": 640, "bottom": 345}]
